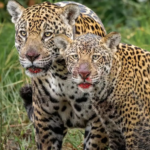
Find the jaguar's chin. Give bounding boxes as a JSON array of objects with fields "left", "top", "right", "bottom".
[{"left": 78, "top": 85, "right": 94, "bottom": 93}]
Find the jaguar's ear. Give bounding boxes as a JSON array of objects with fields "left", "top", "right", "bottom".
[
  {"left": 61, "top": 4, "right": 80, "bottom": 26},
  {"left": 7, "top": 0, "right": 25, "bottom": 24},
  {"left": 101, "top": 32, "right": 121, "bottom": 49},
  {"left": 53, "top": 34, "right": 73, "bottom": 55}
]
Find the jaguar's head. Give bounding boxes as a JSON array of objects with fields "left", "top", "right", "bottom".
[
  {"left": 7, "top": 1, "right": 79, "bottom": 77},
  {"left": 53, "top": 32, "right": 121, "bottom": 92}
]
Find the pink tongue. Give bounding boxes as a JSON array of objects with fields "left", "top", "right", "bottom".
[
  {"left": 78, "top": 83, "right": 92, "bottom": 89},
  {"left": 28, "top": 68, "right": 41, "bottom": 73}
]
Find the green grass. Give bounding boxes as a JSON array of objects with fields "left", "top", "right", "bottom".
[{"left": 0, "top": 2, "right": 150, "bottom": 149}]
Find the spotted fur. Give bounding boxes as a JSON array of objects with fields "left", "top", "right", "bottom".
[
  {"left": 55, "top": 32, "right": 150, "bottom": 150},
  {"left": 7, "top": 1, "right": 108, "bottom": 150}
]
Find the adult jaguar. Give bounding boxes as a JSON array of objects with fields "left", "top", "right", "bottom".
[
  {"left": 54, "top": 32, "right": 150, "bottom": 150},
  {"left": 7, "top": 1, "right": 108, "bottom": 150}
]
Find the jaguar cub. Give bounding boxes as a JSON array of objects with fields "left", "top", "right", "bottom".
[{"left": 54, "top": 32, "right": 150, "bottom": 150}]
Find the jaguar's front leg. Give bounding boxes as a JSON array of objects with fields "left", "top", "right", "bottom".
[
  {"left": 20, "top": 85, "right": 33, "bottom": 121},
  {"left": 33, "top": 107, "right": 67, "bottom": 150},
  {"left": 84, "top": 116, "right": 109, "bottom": 150},
  {"left": 92, "top": 99, "right": 126, "bottom": 150}
]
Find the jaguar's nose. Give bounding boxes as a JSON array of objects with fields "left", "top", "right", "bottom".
[
  {"left": 26, "top": 49, "right": 40, "bottom": 62},
  {"left": 78, "top": 63, "right": 91, "bottom": 79},
  {"left": 79, "top": 71, "right": 91, "bottom": 79}
]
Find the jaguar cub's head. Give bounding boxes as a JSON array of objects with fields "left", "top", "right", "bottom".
[
  {"left": 54, "top": 32, "right": 121, "bottom": 92},
  {"left": 7, "top": 1, "right": 79, "bottom": 77}
]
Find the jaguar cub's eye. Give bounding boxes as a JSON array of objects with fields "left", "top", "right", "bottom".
[
  {"left": 44, "top": 32, "right": 52, "bottom": 37},
  {"left": 20, "top": 31, "right": 27, "bottom": 37},
  {"left": 92, "top": 55, "right": 100, "bottom": 60},
  {"left": 72, "top": 54, "right": 78, "bottom": 59}
]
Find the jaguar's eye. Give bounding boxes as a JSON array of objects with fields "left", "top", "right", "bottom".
[
  {"left": 44, "top": 32, "right": 52, "bottom": 37},
  {"left": 20, "top": 31, "right": 27, "bottom": 37},
  {"left": 72, "top": 54, "right": 78, "bottom": 59},
  {"left": 92, "top": 55, "right": 100, "bottom": 60}
]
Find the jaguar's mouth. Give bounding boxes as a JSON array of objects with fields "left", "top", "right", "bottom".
[
  {"left": 24, "top": 61, "right": 52, "bottom": 77},
  {"left": 78, "top": 83, "right": 92, "bottom": 89},
  {"left": 27, "top": 66, "right": 42, "bottom": 74}
]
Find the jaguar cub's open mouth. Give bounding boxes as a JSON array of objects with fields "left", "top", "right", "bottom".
[
  {"left": 78, "top": 83, "right": 92, "bottom": 89},
  {"left": 27, "top": 66, "right": 42, "bottom": 74},
  {"left": 78, "top": 77, "right": 93, "bottom": 89}
]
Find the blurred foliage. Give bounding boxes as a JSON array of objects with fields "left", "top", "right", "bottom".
[
  {"left": 76, "top": 0, "right": 150, "bottom": 30},
  {"left": 0, "top": 0, "right": 150, "bottom": 32}
]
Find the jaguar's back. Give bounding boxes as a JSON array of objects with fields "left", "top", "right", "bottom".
[{"left": 56, "top": 1, "right": 106, "bottom": 36}]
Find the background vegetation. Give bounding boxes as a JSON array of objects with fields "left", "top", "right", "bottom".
[{"left": 0, "top": 0, "right": 150, "bottom": 149}]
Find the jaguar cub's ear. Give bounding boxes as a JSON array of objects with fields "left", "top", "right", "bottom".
[
  {"left": 61, "top": 4, "right": 80, "bottom": 26},
  {"left": 53, "top": 34, "right": 73, "bottom": 55},
  {"left": 7, "top": 0, "right": 25, "bottom": 24},
  {"left": 102, "top": 32, "right": 121, "bottom": 50}
]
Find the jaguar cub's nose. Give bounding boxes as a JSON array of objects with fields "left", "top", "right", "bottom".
[
  {"left": 78, "top": 63, "right": 91, "bottom": 79},
  {"left": 26, "top": 50, "right": 40, "bottom": 62},
  {"left": 79, "top": 71, "right": 91, "bottom": 79}
]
